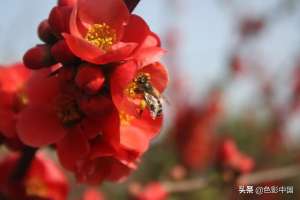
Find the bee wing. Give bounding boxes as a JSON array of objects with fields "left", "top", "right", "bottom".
[
  {"left": 151, "top": 88, "right": 170, "bottom": 105},
  {"left": 144, "top": 92, "right": 162, "bottom": 119}
]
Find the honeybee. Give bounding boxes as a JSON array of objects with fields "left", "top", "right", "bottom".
[{"left": 134, "top": 73, "right": 163, "bottom": 119}]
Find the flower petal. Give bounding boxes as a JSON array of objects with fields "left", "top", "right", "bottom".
[
  {"left": 63, "top": 33, "right": 106, "bottom": 64},
  {"left": 57, "top": 129, "right": 90, "bottom": 170},
  {"left": 25, "top": 68, "right": 61, "bottom": 107},
  {"left": 110, "top": 61, "right": 139, "bottom": 114},
  {"left": 122, "top": 15, "right": 150, "bottom": 45},
  {"left": 77, "top": 0, "right": 129, "bottom": 35},
  {"left": 140, "top": 62, "right": 169, "bottom": 93},
  {"left": 17, "top": 106, "right": 66, "bottom": 147}
]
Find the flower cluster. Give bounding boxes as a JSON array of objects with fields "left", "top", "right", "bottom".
[
  {"left": 0, "top": 63, "right": 30, "bottom": 150},
  {"left": 217, "top": 138, "right": 255, "bottom": 175},
  {"left": 0, "top": 153, "right": 68, "bottom": 200},
  {"left": 172, "top": 90, "right": 222, "bottom": 170},
  {"left": 20, "top": 0, "right": 168, "bottom": 184}
]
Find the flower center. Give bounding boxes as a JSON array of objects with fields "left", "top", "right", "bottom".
[
  {"left": 125, "top": 73, "right": 151, "bottom": 98},
  {"left": 56, "top": 95, "right": 83, "bottom": 127},
  {"left": 13, "top": 89, "right": 28, "bottom": 112},
  {"left": 25, "top": 177, "right": 48, "bottom": 198},
  {"left": 119, "top": 111, "right": 134, "bottom": 126},
  {"left": 85, "top": 23, "right": 117, "bottom": 51}
]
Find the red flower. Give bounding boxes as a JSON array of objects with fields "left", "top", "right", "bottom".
[
  {"left": 81, "top": 188, "right": 105, "bottom": 200},
  {"left": 0, "top": 152, "right": 68, "bottom": 200},
  {"left": 173, "top": 90, "right": 222, "bottom": 170},
  {"left": 137, "top": 182, "right": 168, "bottom": 200},
  {"left": 16, "top": 68, "right": 112, "bottom": 170},
  {"left": 73, "top": 109, "right": 141, "bottom": 184},
  {"left": 239, "top": 17, "right": 265, "bottom": 38},
  {"left": 0, "top": 63, "right": 30, "bottom": 141},
  {"left": 111, "top": 61, "right": 168, "bottom": 154},
  {"left": 63, "top": 0, "right": 163, "bottom": 64},
  {"left": 58, "top": 0, "right": 77, "bottom": 7},
  {"left": 217, "top": 138, "right": 254, "bottom": 174}
]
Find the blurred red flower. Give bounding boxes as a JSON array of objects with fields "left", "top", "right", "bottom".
[
  {"left": 81, "top": 188, "right": 105, "bottom": 200},
  {"left": 137, "top": 182, "right": 168, "bottom": 200},
  {"left": 239, "top": 17, "right": 265, "bottom": 38},
  {"left": 173, "top": 90, "right": 222, "bottom": 170},
  {"left": 0, "top": 152, "right": 68, "bottom": 200},
  {"left": 217, "top": 138, "right": 255, "bottom": 174},
  {"left": 0, "top": 63, "right": 30, "bottom": 149}
]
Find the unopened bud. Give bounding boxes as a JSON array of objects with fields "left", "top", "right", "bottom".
[{"left": 23, "top": 45, "right": 55, "bottom": 69}]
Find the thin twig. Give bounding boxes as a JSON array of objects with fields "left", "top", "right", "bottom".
[
  {"left": 163, "top": 177, "right": 209, "bottom": 193},
  {"left": 161, "top": 165, "right": 300, "bottom": 193},
  {"left": 10, "top": 146, "right": 37, "bottom": 181},
  {"left": 237, "top": 165, "right": 300, "bottom": 185},
  {"left": 124, "top": 0, "right": 141, "bottom": 12}
]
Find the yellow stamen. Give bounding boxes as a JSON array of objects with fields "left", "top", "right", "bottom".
[
  {"left": 85, "top": 23, "right": 117, "bottom": 50},
  {"left": 119, "top": 111, "right": 134, "bottom": 126},
  {"left": 124, "top": 73, "right": 151, "bottom": 99},
  {"left": 140, "top": 100, "right": 147, "bottom": 110},
  {"left": 125, "top": 82, "right": 138, "bottom": 98},
  {"left": 56, "top": 95, "right": 83, "bottom": 126}
]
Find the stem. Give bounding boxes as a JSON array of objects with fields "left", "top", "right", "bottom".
[
  {"left": 11, "top": 146, "right": 37, "bottom": 181},
  {"left": 161, "top": 164, "right": 300, "bottom": 193},
  {"left": 237, "top": 164, "right": 300, "bottom": 185},
  {"left": 124, "top": 0, "right": 141, "bottom": 12},
  {"left": 163, "top": 177, "right": 209, "bottom": 193}
]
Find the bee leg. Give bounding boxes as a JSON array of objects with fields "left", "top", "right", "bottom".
[{"left": 136, "top": 99, "right": 147, "bottom": 118}]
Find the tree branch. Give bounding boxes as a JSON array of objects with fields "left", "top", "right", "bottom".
[
  {"left": 124, "top": 0, "right": 141, "bottom": 12},
  {"left": 161, "top": 164, "right": 300, "bottom": 193},
  {"left": 10, "top": 146, "right": 37, "bottom": 181},
  {"left": 163, "top": 177, "right": 209, "bottom": 193},
  {"left": 237, "top": 164, "right": 300, "bottom": 185}
]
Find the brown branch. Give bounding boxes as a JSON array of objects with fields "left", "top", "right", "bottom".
[
  {"left": 237, "top": 164, "right": 300, "bottom": 185},
  {"left": 10, "top": 146, "right": 37, "bottom": 181},
  {"left": 124, "top": 0, "right": 141, "bottom": 12},
  {"left": 163, "top": 177, "right": 209, "bottom": 193},
  {"left": 161, "top": 165, "right": 300, "bottom": 193}
]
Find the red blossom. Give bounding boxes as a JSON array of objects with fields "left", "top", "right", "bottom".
[
  {"left": 0, "top": 152, "right": 68, "bottom": 200},
  {"left": 0, "top": 63, "right": 30, "bottom": 147},
  {"left": 217, "top": 138, "right": 255, "bottom": 174},
  {"left": 19, "top": 0, "right": 168, "bottom": 186},
  {"left": 63, "top": 0, "right": 163, "bottom": 64},
  {"left": 110, "top": 61, "right": 168, "bottom": 154},
  {"left": 173, "top": 91, "right": 222, "bottom": 170},
  {"left": 239, "top": 17, "right": 265, "bottom": 38},
  {"left": 58, "top": 0, "right": 77, "bottom": 7},
  {"left": 81, "top": 188, "right": 105, "bottom": 200},
  {"left": 16, "top": 69, "right": 110, "bottom": 169},
  {"left": 137, "top": 182, "right": 168, "bottom": 200}
]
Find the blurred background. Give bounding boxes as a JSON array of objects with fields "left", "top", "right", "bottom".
[{"left": 1, "top": 0, "right": 300, "bottom": 199}]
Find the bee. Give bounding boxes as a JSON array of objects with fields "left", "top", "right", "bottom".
[{"left": 134, "top": 73, "right": 163, "bottom": 119}]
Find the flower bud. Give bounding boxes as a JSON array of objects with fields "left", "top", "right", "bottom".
[
  {"left": 38, "top": 19, "right": 57, "bottom": 44},
  {"left": 23, "top": 45, "right": 56, "bottom": 69},
  {"left": 57, "top": 0, "right": 76, "bottom": 6},
  {"left": 48, "top": 6, "right": 72, "bottom": 36},
  {"left": 75, "top": 64, "right": 105, "bottom": 95},
  {"left": 51, "top": 40, "right": 78, "bottom": 64}
]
